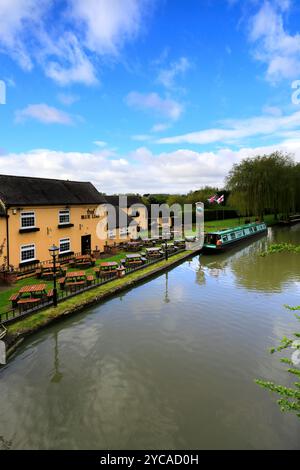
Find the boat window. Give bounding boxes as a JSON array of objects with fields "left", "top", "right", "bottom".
[
  {"left": 254, "top": 227, "right": 257, "bottom": 232},
  {"left": 231, "top": 233, "right": 236, "bottom": 239},
  {"left": 205, "top": 234, "right": 218, "bottom": 245},
  {"left": 222, "top": 236, "right": 228, "bottom": 242}
]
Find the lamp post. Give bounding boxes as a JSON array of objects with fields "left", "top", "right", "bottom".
[
  {"left": 164, "top": 240, "right": 168, "bottom": 261},
  {"left": 49, "top": 245, "right": 59, "bottom": 307}
]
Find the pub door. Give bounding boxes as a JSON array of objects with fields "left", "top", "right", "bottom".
[{"left": 81, "top": 235, "right": 91, "bottom": 255}]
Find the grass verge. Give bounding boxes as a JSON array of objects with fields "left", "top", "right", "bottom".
[{"left": 5, "top": 251, "right": 194, "bottom": 348}]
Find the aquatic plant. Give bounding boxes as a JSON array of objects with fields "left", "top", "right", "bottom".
[
  {"left": 256, "top": 306, "right": 300, "bottom": 418},
  {"left": 260, "top": 243, "right": 300, "bottom": 256}
]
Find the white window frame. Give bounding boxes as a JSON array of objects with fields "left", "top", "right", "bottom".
[
  {"left": 59, "top": 238, "right": 71, "bottom": 254},
  {"left": 20, "top": 211, "right": 36, "bottom": 229},
  {"left": 108, "top": 229, "right": 116, "bottom": 240},
  {"left": 20, "top": 244, "right": 36, "bottom": 263},
  {"left": 59, "top": 209, "right": 70, "bottom": 225}
]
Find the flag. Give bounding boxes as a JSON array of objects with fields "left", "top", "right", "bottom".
[
  {"left": 216, "top": 194, "right": 224, "bottom": 204},
  {"left": 207, "top": 195, "right": 217, "bottom": 204}
]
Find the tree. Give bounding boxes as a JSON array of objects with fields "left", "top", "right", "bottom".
[
  {"left": 256, "top": 305, "right": 300, "bottom": 418},
  {"left": 226, "top": 152, "right": 297, "bottom": 219}
]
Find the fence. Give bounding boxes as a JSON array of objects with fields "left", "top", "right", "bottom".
[
  {"left": 0, "top": 248, "right": 185, "bottom": 326},
  {"left": 16, "top": 252, "right": 82, "bottom": 277}
]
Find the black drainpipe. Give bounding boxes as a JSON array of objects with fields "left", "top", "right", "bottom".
[{"left": 5, "top": 208, "right": 9, "bottom": 269}]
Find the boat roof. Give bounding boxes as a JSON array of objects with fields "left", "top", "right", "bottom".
[{"left": 207, "top": 222, "right": 265, "bottom": 236}]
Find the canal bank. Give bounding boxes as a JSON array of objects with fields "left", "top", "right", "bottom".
[
  {"left": 4, "top": 250, "right": 196, "bottom": 359},
  {"left": 0, "top": 225, "right": 299, "bottom": 450}
]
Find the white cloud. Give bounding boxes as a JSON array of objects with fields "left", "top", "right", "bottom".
[
  {"left": 156, "top": 110, "right": 300, "bottom": 145},
  {"left": 57, "top": 92, "right": 80, "bottom": 106},
  {"left": 0, "top": 141, "right": 299, "bottom": 194},
  {"left": 0, "top": 0, "right": 47, "bottom": 70},
  {"left": 157, "top": 57, "right": 191, "bottom": 89},
  {"left": 43, "top": 33, "right": 98, "bottom": 86},
  {"left": 151, "top": 123, "right": 171, "bottom": 132},
  {"left": 0, "top": 0, "right": 151, "bottom": 85},
  {"left": 131, "top": 134, "right": 152, "bottom": 142},
  {"left": 69, "top": 0, "right": 149, "bottom": 55},
  {"left": 15, "top": 104, "right": 75, "bottom": 125},
  {"left": 93, "top": 140, "right": 108, "bottom": 147},
  {"left": 126, "top": 91, "right": 184, "bottom": 121},
  {"left": 262, "top": 105, "right": 282, "bottom": 116},
  {"left": 249, "top": 1, "right": 300, "bottom": 81}
]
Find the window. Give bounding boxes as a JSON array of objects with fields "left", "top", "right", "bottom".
[
  {"left": 20, "top": 244, "right": 36, "bottom": 263},
  {"left": 59, "top": 238, "right": 71, "bottom": 254},
  {"left": 21, "top": 211, "right": 35, "bottom": 229},
  {"left": 59, "top": 209, "right": 70, "bottom": 225},
  {"left": 108, "top": 230, "right": 116, "bottom": 239}
]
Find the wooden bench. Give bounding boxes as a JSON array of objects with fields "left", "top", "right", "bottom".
[
  {"left": 17, "top": 298, "right": 42, "bottom": 312},
  {"left": 41, "top": 271, "right": 54, "bottom": 281},
  {"left": 86, "top": 275, "right": 94, "bottom": 286},
  {"left": 47, "top": 289, "right": 54, "bottom": 299},
  {"left": 36, "top": 268, "right": 42, "bottom": 278},
  {"left": 65, "top": 281, "right": 86, "bottom": 293},
  {"left": 9, "top": 293, "right": 19, "bottom": 308}
]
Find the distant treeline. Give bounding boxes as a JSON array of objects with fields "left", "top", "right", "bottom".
[{"left": 129, "top": 151, "right": 300, "bottom": 221}]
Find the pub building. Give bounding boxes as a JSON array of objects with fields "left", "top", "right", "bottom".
[
  {"left": 0, "top": 174, "right": 138, "bottom": 271},
  {"left": 105, "top": 195, "right": 148, "bottom": 233}
]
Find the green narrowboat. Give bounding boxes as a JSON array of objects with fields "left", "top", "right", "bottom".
[{"left": 203, "top": 222, "right": 267, "bottom": 253}]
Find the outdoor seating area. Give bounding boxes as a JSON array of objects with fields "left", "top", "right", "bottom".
[
  {"left": 142, "top": 238, "right": 157, "bottom": 247},
  {"left": 162, "top": 243, "right": 178, "bottom": 254},
  {"left": 174, "top": 239, "right": 186, "bottom": 249},
  {"left": 71, "top": 254, "right": 96, "bottom": 269},
  {"left": 95, "top": 262, "right": 119, "bottom": 279},
  {"left": 121, "top": 253, "right": 147, "bottom": 268},
  {"left": 9, "top": 284, "right": 53, "bottom": 312},
  {"left": 36, "top": 262, "right": 67, "bottom": 281},
  {"left": 59, "top": 271, "right": 94, "bottom": 293},
  {"left": 145, "top": 247, "right": 163, "bottom": 259},
  {"left": 125, "top": 241, "right": 143, "bottom": 252},
  {"left": 0, "top": 236, "right": 187, "bottom": 323}
]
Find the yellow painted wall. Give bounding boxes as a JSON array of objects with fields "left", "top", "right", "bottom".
[
  {"left": 6, "top": 205, "right": 111, "bottom": 268},
  {"left": 3, "top": 203, "right": 148, "bottom": 269},
  {"left": 0, "top": 217, "right": 7, "bottom": 268}
]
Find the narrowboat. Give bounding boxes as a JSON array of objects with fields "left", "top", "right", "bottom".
[{"left": 203, "top": 222, "right": 267, "bottom": 253}]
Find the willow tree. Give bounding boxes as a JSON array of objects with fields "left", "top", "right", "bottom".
[{"left": 226, "top": 152, "right": 296, "bottom": 219}]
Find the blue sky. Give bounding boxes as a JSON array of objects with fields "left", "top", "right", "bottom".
[{"left": 1, "top": 0, "right": 300, "bottom": 193}]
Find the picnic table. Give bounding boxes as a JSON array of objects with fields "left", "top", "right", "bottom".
[
  {"left": 174, "top": 239, "right": 186, "bottom": 249},
  {"left": 142, "top": 238, "right": 157, "bottom": 247},
  {"left": 95, "top": 262, "right": 119, "bottom": 279},
  {"left": 9, "top": 284, "right": 53, "bottom": 311},
  {"left": 72, "top": 254, "right": 96, "bottom": 269},
  {"left": 145, "top": 247, "right": 163, "bottom": 259},
  {"left": 59, "top": 271, "right": 94, "bottom": 292},
  {"left": 37, "top": 262, "right": 65, "bottom": 280},
  {"left": 121, "top": 253, "right": 146, "bottom": 268},
  {"left": 126, "top": 242, "right": 143, "bottom": 252}
]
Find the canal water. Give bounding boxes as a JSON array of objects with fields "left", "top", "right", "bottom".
[{"left": 0, "top": 226, "right": 300, "bottom": 450}]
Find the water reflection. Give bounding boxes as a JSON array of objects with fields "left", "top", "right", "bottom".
[
  {"left": 0, "top": 226, "right": 299, "bottom": 450},
  {"left": 199, "top": 226, "right": 300, "bottom": 293},
  {"left": 51, "top": 332, "right": 63, "bottom": 384}
]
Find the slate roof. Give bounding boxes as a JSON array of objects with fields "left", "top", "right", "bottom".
[
  {"left": 105, "top": 195, "right": 144, "bottom": 207},
  {"left": 0, "top": 175, "right": 106, "bottom": 207}
]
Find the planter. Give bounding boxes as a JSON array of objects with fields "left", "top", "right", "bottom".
[{"left": 0, "top": 271, "right": 18, "bottom": 285}]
